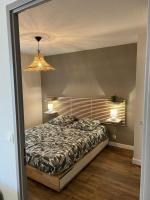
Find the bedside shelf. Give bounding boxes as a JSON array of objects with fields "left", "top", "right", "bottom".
[
  {"left": 44, "top": 111, "right": 57, "bottom": 114},
  {"left": 104, "top": 118, "right": 122, "bottom": 125},
  {"left": 44, "top": 111, "right": 58, "bottom": 121}
]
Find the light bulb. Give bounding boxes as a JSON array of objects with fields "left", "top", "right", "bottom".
[
  {"left": 48, "top": 103, "right": 53, "bottom": 112},
  {"left": 110, "top": 109, "right": 118, "bottom": 120},
  {"left": 38, "top": 62, "right": 42, "bottom": 67}
]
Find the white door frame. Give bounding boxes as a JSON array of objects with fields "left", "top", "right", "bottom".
[{"left": 140, "top": 2, "right": 150, "bottom": 199}]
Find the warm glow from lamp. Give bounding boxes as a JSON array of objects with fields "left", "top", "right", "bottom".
[
  {"left": 48, "top": 103, "right": 54, "bottom": 112},
  {"left": 110, "top": 108, "right": 118, "bottom": 120},
  {"left": 25, "top": 36, "right": 55, "bottom": 72},
  {"left": 38, "top": 62, "right": 42, "bottom": 67}
]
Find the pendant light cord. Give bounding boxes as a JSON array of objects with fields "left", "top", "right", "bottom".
[
  {"left": 35, "top": 36, "right": 42, "bottom": 55},
  {"left": 38, "top": 41, "right": 40, "bottom": 55}
]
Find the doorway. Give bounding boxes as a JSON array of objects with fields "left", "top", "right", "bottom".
[{"left": 7, "top": 0, "right": 149, "bottom": 199}]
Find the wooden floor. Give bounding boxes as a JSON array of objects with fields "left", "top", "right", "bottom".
[{"left": 27, "top": 146, "right": 141, "bottom": 200}]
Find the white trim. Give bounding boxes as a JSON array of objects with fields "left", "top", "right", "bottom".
[
  {"left": 109, "top": 141, "right": 134, "bottom": 150},
  {"left": 132, "top": 158, "right": 141, "bottom": 166}
]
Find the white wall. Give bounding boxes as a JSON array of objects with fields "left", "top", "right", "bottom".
[
  {"left": 21, "top": 53, "right": 42, "bottom": 129},
  {"left": 0, "top": 0, "right": 19, "bottom": 200},
  {"left": 133, "top": 31, "right": 147, "bottom": 165}
]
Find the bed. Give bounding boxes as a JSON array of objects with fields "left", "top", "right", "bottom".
[{"left": 25, "top": 115, "right": 109, "bottom": 191}]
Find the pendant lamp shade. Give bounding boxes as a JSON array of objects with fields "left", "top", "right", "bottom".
[{"left": 25, "top": 36, "right": 55, "bottom": 72}]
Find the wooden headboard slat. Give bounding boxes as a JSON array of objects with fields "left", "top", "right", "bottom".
[{"left": 46, "top": 97, "right": 126, "bottom": 125}]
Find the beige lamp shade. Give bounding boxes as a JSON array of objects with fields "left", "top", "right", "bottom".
[
  {"left": 25, "top": 52, "right": 55, "bottom": 72},
  {"left": 25, "top": 36, "right": 56, "bottom": 72}
]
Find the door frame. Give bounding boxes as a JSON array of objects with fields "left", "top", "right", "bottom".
[
  {"left": 6, "top": 0, "right": 150, "bottom": 200},
  {"left": 7, "top": 1, "right": 51, "bottom": 200}
]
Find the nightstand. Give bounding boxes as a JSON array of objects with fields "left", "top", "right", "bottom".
[
  {"left": 44, "top": 111, "right": 58, "bottom": 120},
  {"left": 105, "top": 118, "right": 122, "bottom": 124},
  {"left": 103, "top": 119, "right": 122, "bottom": 141}
]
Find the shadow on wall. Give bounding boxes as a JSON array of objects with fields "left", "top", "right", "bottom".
[
  {"left": 62, "top": 79, "right": 105, "bottom": 98},
  {"left": 61, "top": 60, "right": 106, "bottom": 97}
]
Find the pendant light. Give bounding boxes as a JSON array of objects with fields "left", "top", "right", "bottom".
[{"left": 25, "top": 36, "right": 55, "bottom": 72}]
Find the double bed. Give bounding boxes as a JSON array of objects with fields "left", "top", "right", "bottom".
[{"left": 25, "top": 115, "right": 109, "bottom": 191}]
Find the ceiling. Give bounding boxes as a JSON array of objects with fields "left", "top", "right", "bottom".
[{"left": 19, "top": 0, "right": 148, "bottom": 56}]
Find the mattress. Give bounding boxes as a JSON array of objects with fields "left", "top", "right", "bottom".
[{"left": 25, "top": 122, "right": 108, "bottom": 175}]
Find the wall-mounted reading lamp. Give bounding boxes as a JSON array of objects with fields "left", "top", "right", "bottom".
[
  {"left": 110, "top": 108, "right": 118, "bottom": 121},
  {"left": 48, "top": 102, "right": 54, "bottom": 113}
]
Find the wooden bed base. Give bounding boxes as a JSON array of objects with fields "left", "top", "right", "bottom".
[{"left": 26, "top": 139, "right": 109, "bottom": 192}]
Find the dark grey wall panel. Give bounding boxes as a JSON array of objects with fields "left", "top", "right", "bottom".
[{"left": 41, "top": 44, "right": 137, "bottom": 145}]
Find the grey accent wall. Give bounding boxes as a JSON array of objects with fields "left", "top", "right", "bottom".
[{"left": 41, "top": 44, "right": 137, "bottom": 145}]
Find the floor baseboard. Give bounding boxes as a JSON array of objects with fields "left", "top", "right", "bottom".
[
  {"left": 132, "top": 158, "right": 141, "bottom": 166},
  {"left": 109, "top": 141, "right": 134, "bottom": 151}
]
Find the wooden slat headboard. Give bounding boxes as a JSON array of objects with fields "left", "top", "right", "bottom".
[{"left": 45, "top": 97, "right": 126, "bottom": 126}]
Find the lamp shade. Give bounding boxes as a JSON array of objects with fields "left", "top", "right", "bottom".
[
  {"left": 25, "top": 53, "right": 55, "bottom": 72},
  {"left": 48, "top": 102, "right": 54, "bottom": 112},
  {"left": 110, "top": 108, "right": 118, "bottom": 120}
]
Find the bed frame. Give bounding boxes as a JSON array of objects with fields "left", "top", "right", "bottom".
[{"left": 26, "top": 139, "right": 109, "bottom": 192}]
